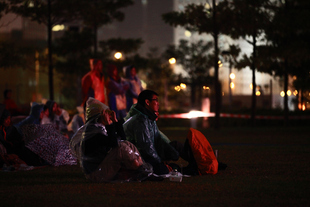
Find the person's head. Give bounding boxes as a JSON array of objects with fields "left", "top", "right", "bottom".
[
  {"left": 107, "top": 64, "right": 119, "bottom": 80},
  {"left": 137, "top": 90, "right": 159, "bottom": 113},
  {"left": 40, "top": 105, "right": 49, "bottom": 121},
  {"left": 85, "top": 97, "right": 109, "bottom": 123},
  {"left": 125, "top": 65, "right": 136, "bottom": 79},
  {"left": 44, "top": 100, "right": 61, "bottom": 120},
  {"left": 52, "top": 102, "right": 61, "bottom": 115},
  {"left": 92, "top": 59, "right": 102, "bottom": 73}
]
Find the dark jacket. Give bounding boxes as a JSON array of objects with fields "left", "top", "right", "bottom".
[{"left": 123, "top": 104, "right": 179, "bottom": 165}]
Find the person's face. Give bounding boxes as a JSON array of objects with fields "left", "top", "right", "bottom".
[
  {"left": 112, "top": 67, "right": 118, "bottom": 77},
  {"left": 52, "top": 103, "right": 62, "bottom": 115},
  {"left": 145, "top": 94, "right": 159, "bottom": 113},
  {"left": 52, "top": 103, "right": 58, "bottom": 113},
  {"left": 93, "top": 61, "right": 103, "bottom": 74},
  {"left": 130, "top": 67, "right": 136, "bottom": 77}
]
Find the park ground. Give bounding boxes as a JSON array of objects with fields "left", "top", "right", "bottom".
[{"left": 0, "top": 125, "right": 309, "bottom": 206}]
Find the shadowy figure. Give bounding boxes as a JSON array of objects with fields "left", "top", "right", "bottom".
[
  {"left": 3, "top": 89, "right": 24, "bottom": 116},
  {"left": 106, "top": 64, "right": 129, "bottom": 120},
  {"left": 124, "top": 65, "right": 143, "bottom": 111},
  {"left": 81, "top": 59, "right": 106, "bottom": 107}
]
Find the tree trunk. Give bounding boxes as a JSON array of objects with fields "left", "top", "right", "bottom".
[
  {"left": 213, "top": 0, "right": 220, "bottom": 129},
  {"left": 251, "top": 34, "right": 257, "bottom": 127},
  {"left": 48, "top": 0, "right": 54, "bottom": 100}
]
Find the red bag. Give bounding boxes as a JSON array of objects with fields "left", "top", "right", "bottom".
[{"left": 187, "top": 128, "right": 218, "bottom": 175}]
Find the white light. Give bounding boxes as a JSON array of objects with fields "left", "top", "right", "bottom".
[
  {"left": 52, "top": 25, "right": 65, "bottom": 31},
  {"left": 114, "top": 52, "right": 122, "bottom": 59},
  {"left": 180, "top": 83, "right": 186, "bottom": 89},
  {"left": 230, "top": 73, "right": 235, "bottom": 79},
  {"left": 175, "top": 86, "right": 181, "bottom": 92},
  {"left": 203, "top": 86, "right": 210, "bottom": 90},
  {"left": 287, "top": 90, "right": 292, "bottom": 96},
  {"left": 188, "top": 110, "right": 207, "bottom": 119},
  {"left": 169, "top": 58, "right": 176, "bottom": 64},
  {"left": 230, "top": 82, "right": 235, "bottom": 89},
  {"left": 185, "top": 30, "right": 191, "bottom": 37}
]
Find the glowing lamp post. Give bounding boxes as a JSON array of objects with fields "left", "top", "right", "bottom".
[
  {"left": 114, "top": 52, "right": 122, "bottom": 60},
  {"left": 169, "top": 57, "right": 176, "bottom": 65}
]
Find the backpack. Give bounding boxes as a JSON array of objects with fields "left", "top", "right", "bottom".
[{"left": 187, "top": 128, "right": 218, "bottom": 175}]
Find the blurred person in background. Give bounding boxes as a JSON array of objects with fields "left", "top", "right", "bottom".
[
  {"left": 0, "top": 104, "right": 44, "bottom": 168},
  {"left": 81, "top": 59, "right": 106, "bottom": 108},
  {"left": 3, "top": 89, "right": 24, "bottom": 116},
  {"left": 124, "top": 65, "right": 143, "bottom": 112},
  {"left": 106, "top": 64, "right": 129, "bottom": 120}
]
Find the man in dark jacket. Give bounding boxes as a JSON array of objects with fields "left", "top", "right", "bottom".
[{"left": 123, "top": 90, "right": 179, "bottom": 175}]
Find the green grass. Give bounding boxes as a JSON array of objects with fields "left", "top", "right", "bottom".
[{"left": 1, "top": 126, "right": 309, "bottom": 207}]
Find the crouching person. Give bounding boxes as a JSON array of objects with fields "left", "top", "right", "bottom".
[{"left": 72, "top": 97, "right": 151, "bottom": 183}]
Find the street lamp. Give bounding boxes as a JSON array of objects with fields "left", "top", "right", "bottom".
[
  {"left": 114, "top": 52, "right": 122, "bottom": 60},
  {"left": 169, "top": 57, "right": 176, "bottom": 64}
]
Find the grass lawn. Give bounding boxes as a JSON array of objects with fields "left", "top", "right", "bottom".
[{"left": 1, "top": 126, "right": 309, "bottom": 207}]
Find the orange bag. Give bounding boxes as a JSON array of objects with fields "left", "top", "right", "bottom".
[{"left": 187, "top": 128, "right": 218, "bottom": 175}]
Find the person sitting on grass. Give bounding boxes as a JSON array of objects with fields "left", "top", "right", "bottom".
[
  {"left": 123, "top": 90, "right": 224, "bottom": 176},
  {"left": 71, "top": 97, "right": 152, "bottom": 183},
  {"left": 123, "top": 90, "right": 180, "bottom": 175}
]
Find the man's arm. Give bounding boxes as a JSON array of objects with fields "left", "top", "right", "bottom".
[{"left": 133, "top": 121, "right": 161, "bottom": 164}]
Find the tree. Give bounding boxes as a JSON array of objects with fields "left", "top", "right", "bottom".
[
  {"left": 99, "top": 37, "right": 144, "bottom": 69},
  {"left": 144, "top": 47, "right": 176, "bottom": 110},
  {"left": 9, "top": 0, "right": 78, "bottom": 100},
  {"left": 53, "top": 29, "right": 93, "bottom": 107},
  {"left": 163, "top": 1, "right": 234, "bottom": 128},
  {"left": 164, "top": 39, "right": 213, "bottom": 109},
  {"left": 0, "top": 41, "right": 36, "bottom": 70},
  {"left": 221, "top": 0, "right": 272, "bottom": 126},
  {"left": 0, "top": 0, "right": 8, "bottom": 20},
  {"left": 263, "top": 0, "right": 310, "bottom": 124},
  {"left": 75, "top": 0, "right": 134, "bottom": 56}
]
